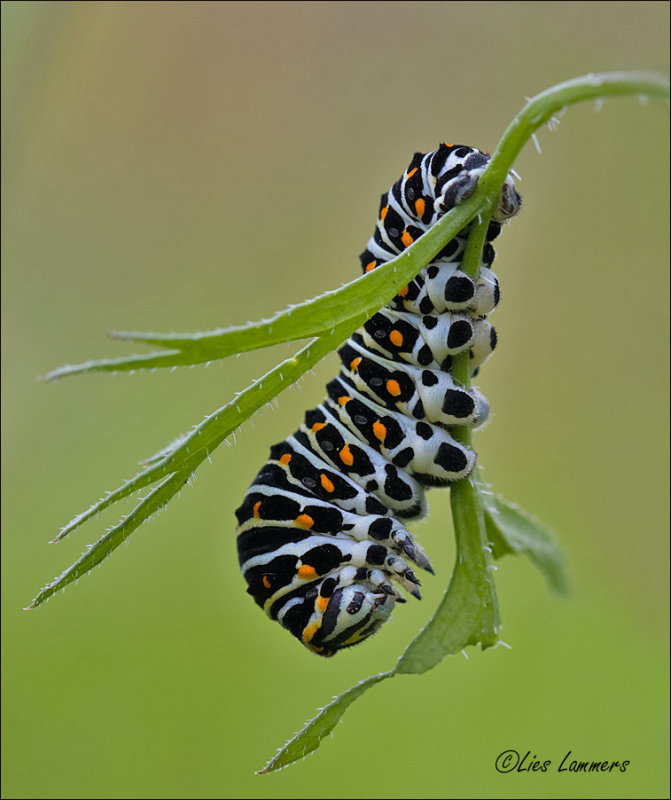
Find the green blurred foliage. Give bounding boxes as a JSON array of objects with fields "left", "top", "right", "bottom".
[{"left": 2, "top": 2, "right": 668, "bottom": 797}]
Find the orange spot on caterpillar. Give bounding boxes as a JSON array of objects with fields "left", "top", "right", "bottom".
[
  {"left": 253, "top": 501, "right": 262, "bottom": 519},
  {"left": 320, "top": 474, "right": 335, "bottom": 493},
  {"left": 414, "top": 198, "right": 425, "bottom": 217},
  {"left": 311, "top": 422, "right": 326, "bottom": 433},
  {"left": 380, "top": 205, "right": 389, "bottom": 221},
  {"left": 350, "top": 357, "right": 362, "bottom": 372},
  {"left": 373, "top": 420, "right": 387, "bottom": 442},
  {"left": 295, "top": 514, "right": 314, "bottom": 529},
  {"left": 389, "top": 329, "right": 403, "bottom": 347},
  {"left": 302, "top": 620, "right": 320, "bottom": 643},
  {"left": 337, "top": 396, "right": 351, "bottom": 406},
  {"left": 365, "top": 260, "right": 377, "bottom": 272},
  {"left": 401, "top": 230, "right": 414, "bottom": 248},
  {"left": 406, "top": 167, "right": 418, "bottom": 179},
  {"left": 444, "top": 142, "right": 453, "bottom": 147},
  {"left": 316, "top": 596, "right": 329, "bottom": 612},
  {"left": 339, "top": 444, "right": 354, "bottom": 466},
  {"left": 386, "top": 379, "right": 401, "bottom": 397},
  {"left": 279, "top": 453, "right": 292, "bottom": 465},
  {"left": 397, "top": 285, "right": 409, "bottom": 297},
  {"left": 262, "top": 575, "right": 271, "bottom": 589},
  {"left": 297, "top": 564, "right": 317, "bottom": 579}
]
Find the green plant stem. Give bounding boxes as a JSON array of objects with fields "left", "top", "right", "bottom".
[
  {"left": 484, "top": 71, "right": 669, "bottom": 196},
  {"left": 395, "top": 212, "right": 499, "bottom": 673},
  {"left": 450, "top": 210, "right": 500, "bottom": 636}
]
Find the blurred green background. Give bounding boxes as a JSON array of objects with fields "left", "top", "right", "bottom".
[{"left": 2, "top": 2, "right": 668, "bottom": 798}]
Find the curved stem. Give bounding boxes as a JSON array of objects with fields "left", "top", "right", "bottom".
[{"left": 481, "top": 71, "right": 668, "bottom": 202}]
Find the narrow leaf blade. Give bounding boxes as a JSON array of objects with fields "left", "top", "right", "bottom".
[
  {"left": 396, "top": 476, "right": 501, "bottom": 675},
  {"left": 258, "top": 671, "right": 393, "bottom": 774},
  {"left": 26, "top": 471, "right": 190, "bottom": 609},
  {"left": 481, "top": 489, "right": 568, "bottom": 594},
  {"left": 395, "top": 555, "right": 500, "bottom": 675},
  {"left": 43, "top": 201, "right": 479, "bottom": 380},
  {"left": 29, "top": 320, "right": 359, "bottom": 604}
]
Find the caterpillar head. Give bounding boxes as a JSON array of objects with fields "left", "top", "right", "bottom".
[{"left": 304, "top": 583, "right": 396, "bottom": 657}]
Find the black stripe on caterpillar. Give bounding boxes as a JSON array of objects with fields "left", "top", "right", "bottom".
[{"left": 236, "top": 143, "right": 521, "bottom": 656}]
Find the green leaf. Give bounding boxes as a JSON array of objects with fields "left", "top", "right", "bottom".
[
  {"left": 257, "top": 671, "right": 393, "bottom": 774},
  {"left": 26, "top": 470, "right": 191, "bottom": 609},
  {"left": 480, "top": 486, "right": 569, "bottom": 595},
  {"left": 28, "top": 319, "right": 356, "bottom": 608},
  {"left": 42, "top": 200, "right": 481, "bottom": 382},
  {"left": 396, "top": 474, "right": 501, "bottom": 675}
]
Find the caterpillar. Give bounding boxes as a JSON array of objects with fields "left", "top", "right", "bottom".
[{"left": 236, "top": 143, "right": 521, "bottom": 656}]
